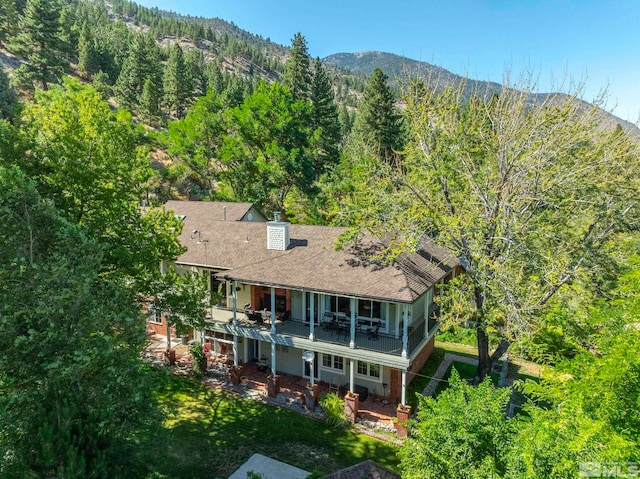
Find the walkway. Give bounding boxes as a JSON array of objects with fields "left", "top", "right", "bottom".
[{"left": 421, "top": 352, "right": 478, "bottom": 396}]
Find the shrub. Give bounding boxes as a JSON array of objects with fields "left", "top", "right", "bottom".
[
  {"left": 190, "top": 342, "right": 207, "bottom": 378},
  {"left": 319, "top": 393, "right": 349, "bottom": 428}
]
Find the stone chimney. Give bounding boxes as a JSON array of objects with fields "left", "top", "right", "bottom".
[{"left": 267, "top": 212, "right": 290, "bottom": 251}]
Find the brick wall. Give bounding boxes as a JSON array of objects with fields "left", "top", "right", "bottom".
[
  {"left": 409, "top": 336, "right": 435, "bottom": 377},
  {"left": 388, "top": 336, "right": 435, "bottom": 403}
]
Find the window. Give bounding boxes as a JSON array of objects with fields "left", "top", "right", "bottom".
[
  {"left": 329, "top": 296, "right": 351, "bottom": 314},
  {"left": 322, "top": 354, "right": 344, "bottom": 372},
  {"left": 148, "top": 303, "right": 162, "bottom": 324},
  {"left": 356, "top": 361, "right": 381, "bottom": 381},
  {"left": 357, "top": 300, "right": 381, "bottom": 319}
]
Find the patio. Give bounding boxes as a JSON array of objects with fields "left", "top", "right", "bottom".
[{"left": 144, "top": 334, "right": 398, "bottom": 429}]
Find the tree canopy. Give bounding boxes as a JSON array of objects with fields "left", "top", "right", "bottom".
[
  {"left": 17, "top": 79, "right": 183, "bottom": 285},
  {"left": 338, "top": 78, "right": 640, "bottom": 379},
  {"left": 0, "top": 166, "right": 160, "bottom": 478}
]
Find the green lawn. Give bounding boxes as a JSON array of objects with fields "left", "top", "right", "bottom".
[
  {"left": 138, "top": 370, "right": 400, "bottom": 479},
  {"left": 405, "top": 341, "right": 546, "bottom": 411}
]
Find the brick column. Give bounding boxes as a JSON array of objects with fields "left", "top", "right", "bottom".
[
  {"left": 305, "top": 384, "right": 319, "bottom": 410},
  {"left": 396, "top": 404, "right": 412, "bottom": 438},
  {"left": 267, "top": 374, "right": 281, "bottom": 397},
  {"left": 229, "top": 365, "right": 244, "bottom": 385},
  {"left": 344, "top": 392, "right": 359, "bottom": 423}
]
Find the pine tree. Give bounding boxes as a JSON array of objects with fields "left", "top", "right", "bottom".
[
  {"left": 282, "top": 32, "right": 311, "bottom": 101},
  {"left": 0, "top": 65, "right": 20, "bottom": 120},
  {"left": 338, "top": 104, "right": 354, "bottom": 137},
  {"left": 140, "top": 76, "right": 161, "bottom": 124},
  {"left": 310, "top": 57, "right": 341, "bottom": 169},
  {"left": 0, "top": 0, "right": 19, "bottom": 47},
  {"left": 77, "top": 22, "right": 99, "bottom": 79},
  {"left": 115, "top": 33, "right": 162, "bottom": 112},
  {"left": 352, "top": 67, "right": 403, "bottom": 163},
  {"left": 92, "top": 70, "right": 112, "bottom": 100},
  {"left": 206, "top": 61, "right": 225, "bottom": 95},
  {"left": 9, "top": 0, "right": 69, "bottom": 92},
  {"left": 162, "top": 42, "right": 186, "bottom": 117},
  {"left": 185, "top": 48, "right": 206, "bottom": 100}
]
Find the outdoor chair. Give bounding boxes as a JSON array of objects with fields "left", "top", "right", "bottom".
[
  {"left": 367, "top": 322, "right": 380, "bottom": 341},
  {"left": 329, "top": 377, "right": 340, "bottom": 395},
  {"left": 321, "top": 311, "right": 334, "bottom": 329}
]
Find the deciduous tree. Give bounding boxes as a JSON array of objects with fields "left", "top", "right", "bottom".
[
  {"left": 0, "top": 166, "right": 160, "bottom": 478},
  {"left": 399, "top": 370, "right": 513, "bottom": 479},
  {"left": 221, "top": 81, "right": 314, "bottom": 212},
  {"left": 339, "top": 78, "right": 639, "bottom": 380},
  {"left": 17, "top": 79, "right": 183, "bottom": 284},
  {"left": 165, "top": 89, "right": 226, "bottom": 198}
]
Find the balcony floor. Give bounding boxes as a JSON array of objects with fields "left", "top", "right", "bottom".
[{"left": 207, "top": 308, "right": 405, "bottom": 356}]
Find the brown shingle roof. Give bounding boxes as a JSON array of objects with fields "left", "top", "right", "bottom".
[
  {"left": 164, "top": 200, "right": 266, "bottom": 222},
  {"left": 167, "top": 202, "right": 458, "bottom": 303},
  {"left": 321, "top": 460, "right": 401, "bottom": 479}
]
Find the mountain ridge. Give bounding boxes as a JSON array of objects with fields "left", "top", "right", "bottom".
[{"left": 323, "top": 51, "right": 639, "bottom": 135}]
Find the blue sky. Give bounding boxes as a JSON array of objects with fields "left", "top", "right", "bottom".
[{"left": 136, "top": 0, "right": 639, "bottom": 123}]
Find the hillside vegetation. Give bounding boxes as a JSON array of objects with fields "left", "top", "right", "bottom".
[{"left": 0, "top": 2, "right": 639, "bottom": 477}]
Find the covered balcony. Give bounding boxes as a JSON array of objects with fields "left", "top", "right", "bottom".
[{"left": 204, "top": 306, "right": 438, "bottom": 358}]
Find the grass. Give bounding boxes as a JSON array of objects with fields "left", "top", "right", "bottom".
[
  {"left": 405, "top": 341, "right": 548, "bottom": 411},
  {"left": 405, "top": 347, "right": 445, "bottom": 411},
  {"left": 138, "top": 369, "right": 400, "bottom": 479}
]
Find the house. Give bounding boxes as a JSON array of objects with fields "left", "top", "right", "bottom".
[{"left": 152, "top": 200, "right": 460, "bottom": 407}]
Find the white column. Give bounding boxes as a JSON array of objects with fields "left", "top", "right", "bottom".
[
  {"left": 426, "top": 289, "right": 433, "bottom": 335},
  {"left": 310, "top": 292, "right": 315, "bottom": 327},
  {"left": 271, "top": 341, "right": 276, "bottom": 376},
  {"left": 402, "top": 304, "right": 408, "bottom": 358},
  {"left": 349, "top": 358, "right": 355, "bottom": 393},
  {"left": 270, "top": 286, "right": 276, "bottom": 334},
  {"left": 232, "top": 281, "right": 238, "bottom": 367},
  {"left": 302, "top": 291, "right": 307, "bottom": 322},
  {"left": 308, "top": 291, "right": 315, "bottom": 340},
  {"left": 385, "top": 303, "right": 390, "bottom": 333},
  {"left": 349, "top": 298, "right": 356, "bottom": 349},
  {"left": 270, "top": 286, "right": 276, "bottom": 375},
  {"left": 401, "top": 369, "right": 407, "bottom": 405}
]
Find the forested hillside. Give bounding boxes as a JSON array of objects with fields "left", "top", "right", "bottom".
[{"left": 1, "top": 2, "right": 639, "bottom": 477}]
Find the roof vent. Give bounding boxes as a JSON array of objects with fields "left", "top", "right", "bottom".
[
  {"left": 223, "top": 205, "right": 227, "bottom": 221},
  {"left": 267, "top": 213, "right": 289, "bottom": 251}
]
